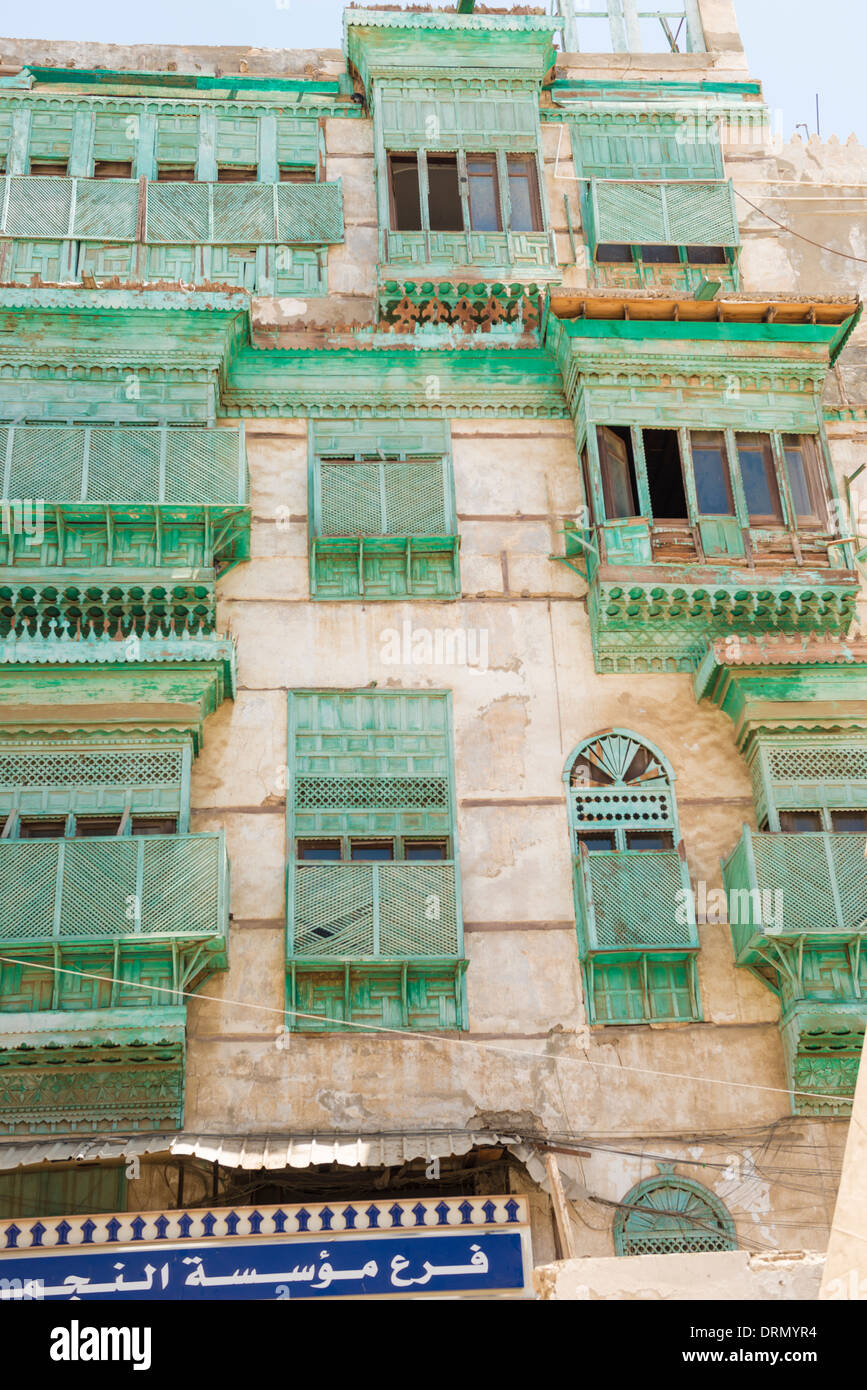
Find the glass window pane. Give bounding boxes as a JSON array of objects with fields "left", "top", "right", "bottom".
[
  {"left": 577, "top": 832, "right": 617, "bottom": 852},
  {"left": 507, "top": 156, "right": 540, "bottom": 232},
  {"left": 390, "top": 155, "right": 422, "bottom": 231},
  {"left": 831, "top": 811, "right": 867, "bottom": 832},
  {"left": 626, "top": 831, "right": 674, "bottom": 850},
  {"left": 467, "top": 156, "right": 500, "bottom": 232},
  {"left": 19, "top": 818, "right": 66, "bottom": 839},
  {"left": 298, "top": 840, "right": 341, "bottom": 861},
  {"left": 641, "top": 245, "right": 679, "bottom": 263},
  {"left": 405, "top": 840, "right": 448, "bottom": 861},
  {"left": 737, "top": 434, "right": 781, "bottom": 521},
  {"left": 691, "top": 432, "right": 733, "bottom": 515},
  {"left": 779, "top": 811, "right": 823, "bottom": 832},
  {"left": 598, "top": 426, "right": 637, "bottom": 519},
  {"left": 596, "top": 243, "right": 633, "bottom": 263},
  {"left": 350, "top": 841, "right": 394, "bottom": 861},
  {"left": 783, "top": 436, "right": 825, "bottom": 524},
  {"left": 592, "top": 961, "right": 646, "bottom": 1023},
  {"left": 427, "top": 156, "right": 463, "bottom": 232}
]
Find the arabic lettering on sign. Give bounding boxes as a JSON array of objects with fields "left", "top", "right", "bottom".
[{"left": 0, "top": 1234, "right": 525, "bottom": 1300}]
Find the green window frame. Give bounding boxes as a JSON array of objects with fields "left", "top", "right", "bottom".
[
  {"left": 0, "top": 739, "right": 192, "bottom": 830},
  {"left": 564, "top": 729, "right": 700, "bottom": 1024},
  {"left": 308, "top": 420, "right": 460, "bottom": 601},
  {"left": 613, "top": 1175, "right": 736, "bottom": 1256},
  {"left": 286, "top": 689, "right": 467, "bottom": 1032},
  {"left": 587, "top": 424, "right": 839, "bottom": 565},
  {"left": 747, "top": 736, "right": 867, "bottom": 832}
]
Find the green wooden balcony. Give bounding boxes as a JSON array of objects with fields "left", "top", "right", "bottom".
[
  {"left": 288, "top": 860, "right": 466, "bottom": 1032},
  {"left": 0, "top": 831, "right": 229, "bottom": 948},
  {"left": 724, "top": 828, "right": 867, "bottom": 962},
  {"left": 0, "top": 174, "right": 344, "bottom": 246},
  {"left": 565, "top": 524, "right": 859, "bottom": 674},
  {"left": 573, "top": 846, "right": 699, "bottom": 957}
]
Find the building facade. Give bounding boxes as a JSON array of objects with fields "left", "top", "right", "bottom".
[{"left": 0, "top": 0, "right": 865, "bottom": 1296}]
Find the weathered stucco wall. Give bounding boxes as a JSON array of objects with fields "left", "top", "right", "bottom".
[{"left": 535, "top": 1249, "right": 826, "bottom": 1299}]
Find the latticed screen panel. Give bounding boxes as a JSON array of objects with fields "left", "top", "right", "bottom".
[
  {"left": 292, "top": 862, "right": 458, "bottom": 959},
  {"left": 581, "top": 850, "right": 694, "bottom": 948},
  {"left": 74, "top": 180, "right": 139, "bottom": 240},
  {"left": 88, "top": 428, "right": 162, "bottom": 503},
  {"left": 3, "top": 425, "right": 242, "bottom": 505},
  {"left": 276, "top": 182, "right": 344, "bottom": 244},
  {"left": 211, "top": 183, "right": 274, "bottom": 243},
  {"left": 592, "top": 179, "right": 739, "bottom": 247},
  {"left": 145, "top": 182, "right": 211, "bottom": 242},
  {"left": 4, "top": 177, "right": 72, "bottom": 238},
  {"left": 5, "top": 426, "right": 85, "bottom": 499},
  {"left": 768, "top": 745, "right": 867, "bottom": 783},
  {"left": 617, "top": 1181, "right": 736, "bottom": 1257},
  {"left": 749, "top": 833, "right": 866, "bottom": 934},
  {"left": 318, "top": 460, "right": 449, "bottom": 538},
  {"left": 0, "top": 841, "right": 60, "bottom": 939},
  {"left": 0, "top": 747, "right": 184, "bottom": 788},
  {"left": 0, "top": 834, "right": 224, "bottom": 942},
  {"left": 294, "top": 776, "right": 449, "bottom": 812}
]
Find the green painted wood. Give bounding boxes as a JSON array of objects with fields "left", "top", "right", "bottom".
[
  {"left": 584, "top": 953, "right": 700, "bottom": 1024},
  {"left": 568, "top": 113, "right": 723, "bottom": 180},
  {"left": 0, "top": 830, "right": 229, "bottom": 945},
  {"left": 613, "top": 1177, "right": 735, "bottom": 1257},
  {"left": 0, "top": 1161, "right": 126, "bottom": 1218},
  {"left": 286, "top": 690, "right": 466, "bottom": 1031},
  {"left": 0, "top": 738, "right": 189, "bottom": 818}
]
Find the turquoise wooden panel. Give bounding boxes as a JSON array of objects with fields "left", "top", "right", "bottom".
[
  {"left": 569, "top": 115, "right": 722, "bottom": 180},
  {"left": 590, "top": 178, "right": 739, "bottom": 247}
]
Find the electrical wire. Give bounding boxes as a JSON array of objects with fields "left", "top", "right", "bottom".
[
  {"left": 735, "top": 189, "right": 867, "bottom": 263},
  {"left": 0, "top": 952, "right": 852, "bottom": 1107}
]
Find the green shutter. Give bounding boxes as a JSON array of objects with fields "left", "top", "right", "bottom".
[
  {"left": 276, "top": 117, "right": 319, "bottom": 169},
  {"left": 215, "top": 116, "right": 259, "bottom": 167},
  {"left": 570, "top": 116, "right": 723, "bottom": 180},
  {"left": 155, "top": 115, "right": 199, "bottom": 165},
  {"left": 589, "top": 178, "right": 739, "bottom": 248},
  {"left": 93, "top": 113, "right": 136, "bottom": 163},
  {"left": 29, "top": 110, "right": 74, "bottom": 161}
]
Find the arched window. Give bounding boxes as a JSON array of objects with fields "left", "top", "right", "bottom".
[
  {"left": 565, "top": 729, "right": 679, "bottom": 853},
  {"left": 564, "top": 729, "right": 700, "bottom": 1024},
  {"left": 614, "top": 1175, "right": 736, "bottom": 1256}
]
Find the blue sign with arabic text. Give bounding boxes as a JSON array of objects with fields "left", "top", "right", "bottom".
[{"left": 0, "top": 1231, "right": 527, "bottom": 1299}]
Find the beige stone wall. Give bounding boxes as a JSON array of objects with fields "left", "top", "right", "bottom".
[{"left": 535, "top": 1249, "right": 826, "bottom": 1300}]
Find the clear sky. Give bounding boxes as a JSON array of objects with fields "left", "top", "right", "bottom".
[{"left": 1, "top": 0, "right": 863, "bottom": 140}]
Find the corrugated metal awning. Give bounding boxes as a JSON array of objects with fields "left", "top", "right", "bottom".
[{"left": 0, "top": 1131, "right": 588, "bottom": 1200}]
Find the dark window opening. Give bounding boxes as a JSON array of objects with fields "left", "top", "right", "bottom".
[
  {"left": 779, "top": 811, "right": 823, "bottom": 833},
  {"left": 830, "top": 811, "right": 867, "bottom": 832},
  {"left": 93, "top": 160, "right": 132, "bottom": 179},
  {"left": 279, "top": 166, "right": 316, "bottom": 183},
  {"left": 644, "top": 428, "right": 688, "bottom": 520},
  {"left": 641, "top": 245, "right": 680, "bottom": 263},
  {"left": 404, "top": 840, "right": 448, "bottom": 861},
  {"left": 576, "top": 831, "right": 617, "bottom": 852},
  {"left": 350, "top": 841, "right": 395, "bottom": 862},
  {"left": 389, "top": 154, "right": 422, "bottom": 231},
  {"left": 507, "top": 154, "right": 542, "bottom": 232},
  {"left": 29, "top": 160, "right": 68, "bottom": 176},
  {"left": 157, "top": 165, "right": 196, "bottom": 182},
  {"left": 75, "top": 816, "right": 123, "bottom": 838},
  {"left": 783, "top": 435, "right": 827, "bottom": 528},
  {"left": 687, "top": 246, "right": 727, "bottom": 264},
  {"left": 217, "top": 165, "right": 257, "bottom": 183},
  {"left": 737, "top": 432, "right": 782, "bottom": 523},
  {"left": 131, "top": 817, "right": 178, "bottom": 836},
  {"left": 297, "top": 840, "right": 341, "bottom": 862},
  {"left": 690, "top": 430, "right": 734, "bottom": 515},
  {"left": 597, "top": 425, "right": 639, "bottom": 520},
  {"left": 596, "top": 243, "right": 633, "bottom": 263},
  {"left": 626, "top": 830, "right": 674, "bottom": 850},
  {"left": 466, "top": 154, "right": 500, "bottom": 232},
  {"left": 18, "top": 818, "right": 66, "bottom": 839},
  {"left": 427, "top": 154, "right": 463, "bottom": 233}
]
